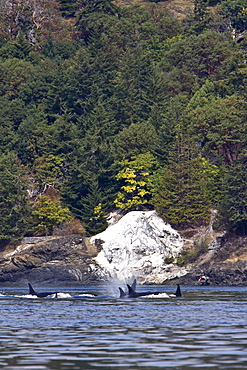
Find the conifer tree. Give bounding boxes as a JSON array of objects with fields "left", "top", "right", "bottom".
[
  {"left": 111, "top": 121, "right": 159, "bottom": 161},
  {"left": 219, "top": 148, "right": 247, "bottom": 235},
  {"left": 221, "top": 0, "right": 247, "bottom": 32},
  {"left": 191, "top": 0, "right": 209, "bottom": 33},
  {"left": 187, "top": 82, "right": 247, "bottom": 166},
  {"left": 0, "top": 153, "right": 31, "bottom": 246},
  {"left": 58, "top": 0, "right": 80, "bottom": 17},
  {"left": 76, "top": 0, "right": 120, "bottom": 44},
  {"left": 79, "top": 176, "right": 108, "bottom": 235},
  {"left": 152, "top": 133, "right": 213, "bottom": 228}
]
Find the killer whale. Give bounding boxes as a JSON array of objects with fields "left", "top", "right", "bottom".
[
  {"left": 119, "top": 287, "right": 126, "bottom": 298},
  {"left": 119, "top": 280, "right": 182, "bottom": 298},
  {"left": 126, "top": 284, "right": 162, "bottom": 298},
  {"left": 28, "top": 283, "right": 58, "bottom": 298},
  {"left": 119, "top": 279, "right": 137, "bottom": 298},
  {"left": 169, "top": 284, "right": 182, "bottom": 297}
]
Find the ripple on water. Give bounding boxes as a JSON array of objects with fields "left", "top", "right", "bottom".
[{"left": 0, "top": 286, "right": 247, "bottom": 369}]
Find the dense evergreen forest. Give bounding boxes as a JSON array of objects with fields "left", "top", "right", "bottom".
[{"left": 0, "top": 0, "right": 247, "bottom": 245}]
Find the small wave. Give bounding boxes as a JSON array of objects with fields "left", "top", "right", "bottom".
[
  {"left": 18, "top": 294, "right": 38, "bottom": 299},
  {"left": 78, "top": 294, "right": 96, "bottom": 297},
  {"left": 144, "top": 293, "right": 170, "bottom": 299},
  {"left": 56, "top": 293, "right": 72, "bottom": 298},
  {"left": 17, "top": 293, "right": 72, "bottom": 299}
]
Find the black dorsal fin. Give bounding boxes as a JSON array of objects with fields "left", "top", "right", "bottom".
[
  {"left": 119, "top": 287, "right": 126, "bottom": 298},
  {"left": 127, "top": 284, "right": 136, "bottom": 297},
  {"left": 131, "top": 278, "right": 137, "bottom": 291},
  {"left": 28, "top": 283, "right": 37, "bottom": 296},
  {"left": 175, "top": 284, "right": 182, "bottom": 297}
]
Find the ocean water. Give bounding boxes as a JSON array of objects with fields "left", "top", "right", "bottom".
[{"left": 0, "top": 285, "right": 247, "bottom": 369}]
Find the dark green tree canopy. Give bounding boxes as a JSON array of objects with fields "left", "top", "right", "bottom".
[
  {"left": 0, "top": 153, "right": 31, "bottom": 246},
  {"left": 0, "top": 0, "right": 246, "bottom": 239}
]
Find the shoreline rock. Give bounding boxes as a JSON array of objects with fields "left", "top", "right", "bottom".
[
  {"left": 91, "top": 210, "right": 187, "bottom": 284},
  {"left": 0, "top": 235, "right": 99, "bottom": 286},
  {"left": 170, "top": 234, "right": 247, "bottom": 286},
  {"left": 0, "top": 212, "right": 247, "bottom": 287}
]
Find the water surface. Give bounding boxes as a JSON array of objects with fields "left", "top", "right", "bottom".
[{"left": 0, "top": 285, "right": 247, "bottom": 369}]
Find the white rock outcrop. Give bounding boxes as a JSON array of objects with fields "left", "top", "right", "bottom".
[{"left": 90, "top": 210, "right": 188, "bottom": 284}]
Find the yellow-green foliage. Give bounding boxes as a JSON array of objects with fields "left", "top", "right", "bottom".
[
  {"left": 32, "top": 195, "right": 72, "bottom": 235},
  {"left": 33, "top": 155, "right": 65, "bottom": 188},
  {"left": 114, "top": 152, "right": 158, "bottom": 210},
  {"left": 90, "top": 203, "right": 103, "bottom": 221}
]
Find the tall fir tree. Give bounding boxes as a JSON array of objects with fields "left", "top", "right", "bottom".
[
  {"left": 0, "top": 153, "right": 31, "bottom": 247},
  {"left": 152, "top": 133, "right": 213, "bottom": 228},
  {"left": 219, "top": 148, "right": 247, "bottom": 235}
]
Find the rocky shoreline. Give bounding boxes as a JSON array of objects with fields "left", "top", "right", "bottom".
[
  {"left": 176, "top": 234, "right": 247, "bottom": 286},
  {"left": 0, "top": 213, "right": 247, "bottom": 287},
  {"left": 0, "top": 235, "right": 99, "bottom": 286}
]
